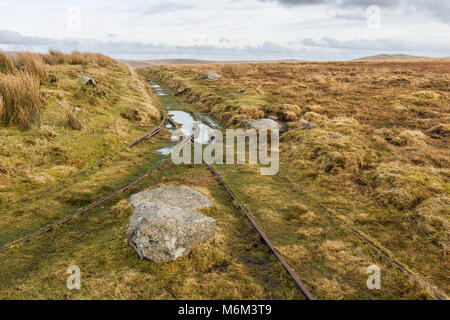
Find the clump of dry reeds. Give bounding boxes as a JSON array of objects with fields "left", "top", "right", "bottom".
[
  {"left": 65, "top": 110, "right": 84, "bottom": 130},
  {"left": 41, "top": 50, "right": 116, "bottom": 67},
  {"left": 14, "top": 52, "right": 48, "bottom": 81},
  {"left": 0, "top": 72, "right": 42, "bottom": 130},
  {"left": 0, "top": 51, "right": 16, "bottom": 74}
]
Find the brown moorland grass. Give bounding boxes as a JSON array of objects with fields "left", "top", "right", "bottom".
[
  {"left": 138, "top": 60, "right": 450, "bottom": 296},
  {"left": 0, "top": 72, "right": 41, "bottom": 130},
  {"left": 14, "top": 52, "right": 47, "bottom": 82},
  {"left": 41, "top": 50, "right": 117, "bottom": 67},
  {"left": 0, "top": 51, "right": 16, "bottom": 74}
]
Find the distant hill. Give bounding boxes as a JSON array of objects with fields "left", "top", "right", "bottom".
[
  {"left": 355, "top": 54, "right": 430, "bottom": 61},
  {"left": 118, "top": 59, "right": 218, "bottom": 66},
  {"left": 118, "top": 58, "right": 301, "bottom": 66}
]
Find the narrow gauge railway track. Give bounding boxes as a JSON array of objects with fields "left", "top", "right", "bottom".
[
  {"left": 279, "top": 174, "right": 447, "bottom": 301},
  {"left": 172, "top": 108, "right": 315, "bottom": 300},
  {"left": 190, "top": 105, "right": 445, "bottom": 300},
  {"left": 0, "top": 111, "right": 184, "bottom": 254},
  {"left": 0, "top": 116, "right": 166, "bottom": 212},
  {"left": 171, "top": 89, "right": 446, "bottom": 300},
  {"left": 0, "top": 155, "right": 171, "bottom": 254}
]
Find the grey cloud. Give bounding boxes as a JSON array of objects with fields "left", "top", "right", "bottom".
[
  {"left": 1, "top": 30, "right": 447, "bottom": 61},
  {"left": 143, "top": 2, "right": 197, "bottom": 15},
  {"left": 334, "top": 11, "right": 366, "bottom": 20},
  {"left": 259, "top": 0, "right": 400, "bottom": 7},
  {"left": 0, "top": 29, "right": 300, "bottom": 60},
  {"left": 300, "top": 37, "right": 449, "bottom": 52},
  {"left": 260, "top": 0, "right": 450, "bottom": 22}
]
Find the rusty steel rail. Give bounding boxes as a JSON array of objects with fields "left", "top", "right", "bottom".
[
  {"left": 0, "top": 115, "right": 166, "bottom": 212},
  {"left": 176, "top": 107, "right": 315, "bottom": 300},
  {"left": 188, "top": 102, "right": 445, "bottom": 300},
  {"left": 207, "top": 165, "right": 315, "bottom": 300},
  {"left": 0, "top": 157, "right": 170, "bottom": 254},
  {"left": 326, "top": 210, "right": 445, "bottom": 300},
  {"left": 278, "top": 175, "right": 446, "bottom": 300}
]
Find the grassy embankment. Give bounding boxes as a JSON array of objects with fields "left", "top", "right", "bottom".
[
  {"left": 0, "top": 52, "right": 303, "bottom": 299},
  {"left": 138, "top": 60, "right": 449, "bottom": 299}
]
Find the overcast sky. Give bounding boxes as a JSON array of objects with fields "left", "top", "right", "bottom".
[{"left": 0, "top": 0, "right": 449, "bottom": 60}]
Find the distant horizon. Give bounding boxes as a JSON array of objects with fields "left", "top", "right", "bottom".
[{"left": 2, "top": 47, "right": 448, "bottom": 63}]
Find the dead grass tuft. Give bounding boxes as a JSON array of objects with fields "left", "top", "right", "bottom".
[
  {"left": 14, "top": 52, "right": 47, "bottom": 82},
  {"left": 41, "top": 50, "right": 116, "bottom": 67},
  {"left": 0, "top": 72, "right": 41, "bottom": 130},
  {"left": 265, "top": 104, "right": 302, "bottom": 121},
  {"left": 364, "top": 162, "right": 449, "bottom": 210},
  {"left": 0, "top": 50, "right": 16, "bottom": 74},
  {"left": 392, "top": 130, "right": 428, "bottom": 147},
  {"left": 65, "top": 110, "right": 84, "bottom": 130}
]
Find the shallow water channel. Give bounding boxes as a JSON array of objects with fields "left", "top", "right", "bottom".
[{"left": 147, "top": 80, "right": 222, "bottom": 155}]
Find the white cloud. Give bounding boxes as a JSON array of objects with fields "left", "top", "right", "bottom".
[{"left": 0, "top": 0, "right": 448, "bottom": 60}]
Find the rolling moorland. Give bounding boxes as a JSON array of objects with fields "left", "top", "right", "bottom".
[{"left": 0, "top": 51, "right": 448, "bottom": 299}]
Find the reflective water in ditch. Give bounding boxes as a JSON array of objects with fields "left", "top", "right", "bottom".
[{"left": 147, "top": 80, "right": 222, "bottom": 155}]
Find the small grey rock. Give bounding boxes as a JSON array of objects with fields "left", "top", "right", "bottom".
[
  {"left": 244, "top": 119, "right": 281, "bottom": 130},
  {"left": 175, "top": 86, "right": 187, "bottom": 96},
  {"left": 268, "top": 115, "right": 278, "bottom": 121},
  {"left": 202, "top": 71, "right": 221, "bottom": 80},
  {"left": 332, "top": 133, "right": 341, "bottom": 139},
  {"left": 394, "top": 105, "right": 408, "bottom": 110},
  {"left": 304, "top": 121, "right": 315, "bottom": 130},
  {"left": 80, "top": 75, "right": 96, "bottom": 86},
  {"left": 188, "top": 95, "right": 197, "bottom": 103}
]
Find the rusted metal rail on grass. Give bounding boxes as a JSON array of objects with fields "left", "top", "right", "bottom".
[
  {"left": 326, "top": 210, "right": 445, "bottom": 300},
  {"left": 178, "top": 107, "right": 315, "bottom": 300},
  {"left": 0, "top": 157, "right": 170, "bottom": 254},
  {"left": 207, "top": 164, "right": 315, "bottom": 300},
  {"left": 278, "top": 174, "right": 446, "bottom": 300},
  {"left": 0, "top": 115, "right": 166, "bottom": 212}
]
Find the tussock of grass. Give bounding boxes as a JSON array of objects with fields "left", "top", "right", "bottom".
[
  {"left": 265, "top": 104, "right": 302, "bottom": 121},
  {"left": 0, "top": 51, "right": 16, "bottom": 74},
  {"left": 363, "top": 162, "right": 449, "bottom": 210},
  {"left": 41, "top": 50, "right": 116, "bottom": 67},
  {"left": 413, "top": 195, "right": 449, "bottom": 249},
  {"left": 65, "top": 110, "right": 84, "bottom": 130},
  {"left": 0, "top": 72, "right": 41, "bottom": 130},
  {"left": 392, "top": 130, "right": 427, "bottom": 147},
  {"left": 282, "top": 117, "right": 380, "bottom": 173},
  {"left": 14, "top": 52, "right": 47, "bottom": 82}
]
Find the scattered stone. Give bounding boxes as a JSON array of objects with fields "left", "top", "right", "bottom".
[
  {"left": 127, "top": 204, "right": 216, "bottom": 262},
  {"left": 188, "top": 95, "right": 197, "bottom": 103},
  {"left": 394, "top": 105, "right": 408, "bottom": 110},
  {"left": 243, "top": 118, "right": 281, "bottom": 130},
  {"left": 74, "top": 106, "right": 81, "bottom": 112},
  {"left": 332, "top": 133, "right": 341, "bottom": 139},
  {"left": 202, "top": 71, "right": 221, "bottom": 80},
  {"left": 304, "top": 121, "right": 315, "bottom": 130},
  {"left": 80, "top": 75, "right": 96, "bottom": 86},
  {"left": 130, "top": 187, "right": 213, "bottom": 210},
  {"left": 175, "top": 85, "right": 187, "bottom": 96},
  {"left": 49, "top": 74, "right": 57, "bottom": 84}
]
